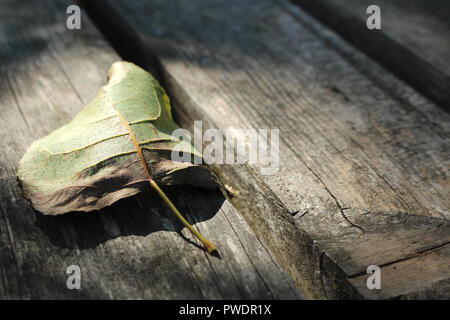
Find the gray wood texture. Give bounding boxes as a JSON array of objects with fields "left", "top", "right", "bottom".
[
  {"left": 294, "top": 0, "right": 450, "bottom": 109},
  {"left": 82, "top": 0, "right": 450, "bottom": 299},
  {"left": 0, "top": 0, "right": 305, "bottom": 299}
]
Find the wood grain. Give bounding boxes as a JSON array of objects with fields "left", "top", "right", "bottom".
[
  {"left": 82, "top": 0, "right": 450, "bottom": 299},
  {"left": 0, "top": 0, "right": 305, "bottom": 299},
  {"left": 293, "top": 0, "right": 450, "bottom": 109},
  {"left": 349, "top": 243, "right": 450, "bottom": 299}
]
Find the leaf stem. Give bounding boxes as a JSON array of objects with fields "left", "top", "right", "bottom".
[
  {"left": 111, "top": 100, "right": 217, "bottom": 254},
  {"left": 149, "top": 180, "right": 217, "bottom": 254}
]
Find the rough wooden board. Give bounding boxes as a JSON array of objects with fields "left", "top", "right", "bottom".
[
  {"left": 349, "top": 243, "right": 450, "bottom": 300},
  {"left": 84, "top": 0, "right": 450, "bottom": 299},
  {"left": 293, "top": 0, "right": 450, "bottom": 109},
  {"left": 0, "top": 0, "right": 305, "bottom": 299}
]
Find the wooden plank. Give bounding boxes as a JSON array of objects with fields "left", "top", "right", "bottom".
[
  {"left": 0, "top": 0, "right": 305, "bottom": 299},
  {"left": 83, "top": 0, "right": 450, "bottom": 299},
  {"left": 349, "top": 243, "right": 450, "bottom": 299},
  {"left": 293, "top": 0, "right": 450, "bottom": 109}
]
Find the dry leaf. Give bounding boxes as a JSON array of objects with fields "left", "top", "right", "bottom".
[{"left": 17, "top": 61, "right": 218, "bottom": 252}]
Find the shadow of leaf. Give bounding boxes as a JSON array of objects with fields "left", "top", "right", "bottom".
[{"left": 34, "top": 186, "right": 224, "bottom": 252}]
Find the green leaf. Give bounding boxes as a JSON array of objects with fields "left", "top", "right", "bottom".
[{"left": 17, "top": 61, "right": 217, "bottom": 216}]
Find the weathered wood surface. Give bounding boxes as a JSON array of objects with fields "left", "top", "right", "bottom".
[
  {"left": 349, "top": 243, "right": 450, "bottom": 299},
  {"left": 82, "top": 0, "right": 450, "bottom": 299},
  {"left": 293, "top": 0, "right": 450, "bottom": 109},
  {"left": 0, "top": 0, "right": 305, "bottom": 299}
]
